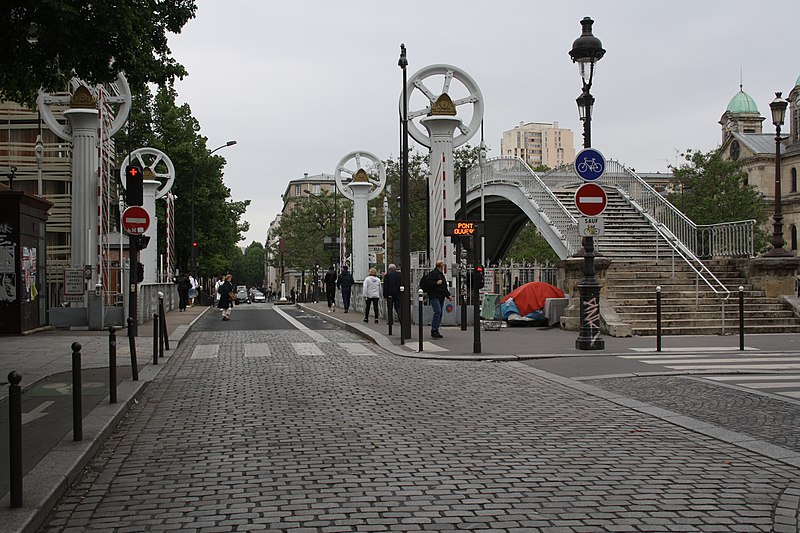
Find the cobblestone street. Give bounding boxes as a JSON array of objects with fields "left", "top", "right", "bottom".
[{"left": 41, "top": 326, "right": 800, "bottom": 532}]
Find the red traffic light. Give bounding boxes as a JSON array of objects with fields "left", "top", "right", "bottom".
[
  {"left": 192, "top": 241, "right": 198, "bottom": 247},
  {"left": 475, "top": 265, "right": 484, "bottom": 273}
]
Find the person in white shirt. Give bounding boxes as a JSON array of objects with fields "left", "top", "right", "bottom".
[
  {"left": 188, "top": 273, "right": 198, "bottom": 306},
  {"left": 362, "top": 267, "right": 382, "bottom": 324},
  {"left": 214, "top": 275, "right": 223, "bottom": 305}
]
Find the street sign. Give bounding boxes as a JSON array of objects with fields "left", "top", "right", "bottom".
[
  {"left": 444, "top": 220, "right": 485, "bottom": 237},
  {"left": 63, "top": 268, "right": 85, "bottom": 302},
  {"left": 575, "top": 183, "right": 607, "bottom": 217},
  {"left": 574, "top": 148, "right": 606, "bottom": 181},
  {"left": 121, "top": 206, "right": 150, "bottom": 235},
  {"left": 578, "top": 216, "right": 604, "bottom": 237}
]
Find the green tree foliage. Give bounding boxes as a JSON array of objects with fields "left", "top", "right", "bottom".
[
  {"left": 233, "top": 242, "right": 266, "bottom": 288},
  {"left": 667, "top": 148, "right": 768, "bottom": 227},
  {"left": 505, "top": 222, "right": 559, "bottom": 264},
  {"left": 1, "top": 0, "right": 196, "bottom": 103}
]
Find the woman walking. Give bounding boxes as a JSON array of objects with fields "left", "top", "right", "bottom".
[
  {"left": 362, "top": 267, "right": 381, "bottom": 324},
  {"left": 217, "top": 274, "right": 234, "bottom": 321}
]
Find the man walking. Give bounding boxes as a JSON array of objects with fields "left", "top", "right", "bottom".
[
  {"left": 420, "top": 260, "right": 451, "bottom": 339},
  {"left": 324, "top": 265, "right": 337, "bottom": 312},
  {"left": 336, "top": 265, "right": 354, "bottom": 313},
  {"left": 383, "top": 263, "right": 402, "bottom": 323}
]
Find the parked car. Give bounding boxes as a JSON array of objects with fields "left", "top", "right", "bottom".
[
  {"left": 251, "top": 289, "right": 266, "bottom": 303},
  {"left": 235, "top": 288, "right": 249, "bottom": 304}
]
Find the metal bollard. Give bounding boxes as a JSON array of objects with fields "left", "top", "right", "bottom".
[
  {"left": 387, "top": 296, "right": 393, "bottom": 336},
  {"left": 128, "top": 317, "right": 139, "bottom": 381},
  {"left": 739, "top": 285, "right": 745, "bottom": 351},
  {"left": 153, "top": 313, "right": 159, "bottom": 365},
  {"left": 656, "top": 286, "right": 662, "bottom": 352},
  {"left": 399, "top": 286, "right": 405, "bottom": 345},
  {"left": 72, "top": 342, "right": 82, "bottom": 441},
  {"left": 8, "top": 371, "right": 23, "bottom": 507},
  {"left": 418, "top": 289, "right": 424, "bottom": 352},
  {"left": 158, "top": 292, "right": 170, "bottom": 351},
  {"left": 108, "top": 326, "right": 118, "bottom": 404}
]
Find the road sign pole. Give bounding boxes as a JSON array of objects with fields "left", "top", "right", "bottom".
[{"left": 128, "top": 236, "right": 139, "bottom": 337}]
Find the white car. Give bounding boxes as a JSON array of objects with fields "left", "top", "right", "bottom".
[{"left": 251, "top": 290, "right": 266, "bottom": 303}]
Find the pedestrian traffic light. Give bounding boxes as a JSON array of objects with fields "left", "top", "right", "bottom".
[
  {"left": 474, "top": 264, "right": 485, "bottom": 290},
  {"left": 135, "top": 235, "right": 151, "bottom": 249},
  {"left": 125, "top": 165, "right": 143, "bottom": 206}
]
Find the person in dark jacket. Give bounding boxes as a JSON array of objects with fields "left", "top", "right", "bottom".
[
  {"left": 217, "top": 274, "right": 234, "bottom": 321},
  {"left": 176, "top": 272, "right": 191, "bottom": 311},
  {"left": 420, "top": 260, "right": 451, "bottom": 339},
  {"left": 336, "top": 265, "right": 355, "bottom": 313},
  {"left": 323, "top": 265, "right": 337, "bottom": 312},
  {"left": 382, "top": 263, "right": 402, "bottom": 323}
]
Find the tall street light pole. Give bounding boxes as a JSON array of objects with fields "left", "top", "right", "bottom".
[
  {"left": 570, "top": 16, "right": 606, "bottom": 351},
  {"left": 191, "top": 140, "right": 237, "bottom": 276},
  {"left": 763, "top": 92, "right": 791, "bottom": 257},
  {"left": 398, "top": 44, "right": 411, "bottom": 340}
]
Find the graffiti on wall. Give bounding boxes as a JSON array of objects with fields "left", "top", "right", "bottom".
[{"left": 0, "top": 222, "right": 16, "bottom": 303}]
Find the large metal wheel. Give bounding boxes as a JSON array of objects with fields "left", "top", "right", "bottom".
[
  {"left": 37, "top": 72, "right": 131, "bottom": 141},
  {"left": 119, "top": 147, "right": 176, "bottom": 200},
  {"left": 399, "top": 64, "right": 484, "bottom": 149},
  {"left": 334, "top": 151, "right": 386, "bottom": 201}
]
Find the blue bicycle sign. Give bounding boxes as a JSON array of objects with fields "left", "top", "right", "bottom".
[{"left": 574, "top": 148, "right": 606, "bottom": 181}]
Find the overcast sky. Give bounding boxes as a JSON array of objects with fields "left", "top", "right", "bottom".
[{"left": 167, "top": 0, "right": 800, "bottom": 246}]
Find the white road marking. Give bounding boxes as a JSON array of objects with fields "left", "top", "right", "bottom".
[
  {"left": 273, "top": 305, "right": 327, "bottom": 343},
  {"left": 339, "top": 343, "right": 374, "bottom": 355},
  {"left": 637, "top": 357, "right": 800, "bottom": 365},
  {"left": 191, "top": 345, "right": 219, "bottom": 359},
  {"left": 244, "top": 343, "right": 271, "bottom": 358},
  {"left": 293, "top": 343, "right": 324, "bottom": 356},
  {"left": 626, "top": 347, "right": 757, "bottom": 354},
  {"left": 22, "top": 401, "right": 54, "bottom": 425},
  {"left": 706, "top": 374, "right": 800, "bottom": 381}
]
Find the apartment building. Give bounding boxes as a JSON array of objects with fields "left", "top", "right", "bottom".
[{"left": 500, "top": 121, "right": 575, "bottom": 169}]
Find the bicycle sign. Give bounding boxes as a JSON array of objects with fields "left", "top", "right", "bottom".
[{"left": 574, "top": 148, "right": 606, "bottom": 181}]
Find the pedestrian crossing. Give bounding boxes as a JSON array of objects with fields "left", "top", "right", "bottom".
[
  {"left": 191, "top": 341, "right": 377, "bottom": 360},
  {"left": 619, "top": 351, "right": 800, "bottom": 400}
]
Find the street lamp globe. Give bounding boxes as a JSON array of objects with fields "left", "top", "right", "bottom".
[
  {"left": 569, "top": 17, "right": 606, "bottom": 89},
  {"left": 770, "top": 92, "right": 788, "bottom": 127}
]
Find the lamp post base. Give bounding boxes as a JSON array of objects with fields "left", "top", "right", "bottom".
[{"left": 575, "top": 237, "right": 604, "bottom": 351}]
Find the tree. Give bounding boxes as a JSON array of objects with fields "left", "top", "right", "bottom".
[
  {"left": 505, "top": 222, "right": 559, "bottom": 264},
  {"left": 667, "top": 148, "right": 768, "bottom": 227},
  {"left": 234, "top": 242, "right": 266, "bottom": 288},
  {"left": 1, "top": 0, "right": 197, "bottom": 104}
]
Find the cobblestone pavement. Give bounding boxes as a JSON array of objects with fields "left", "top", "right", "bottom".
[{"left": 40, "top": 327, "right": 800, "bottom": 532}]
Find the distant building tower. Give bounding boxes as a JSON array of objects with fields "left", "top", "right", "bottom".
[
  {"left": 719, "top": 85, "right": 765, "bottom": 142},
  {"left": 500, "top": 121, "right": 575, "bottom": 169}
]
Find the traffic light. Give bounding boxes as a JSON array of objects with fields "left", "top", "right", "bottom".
[
  {"left": 125, "top": 165, "right": 143, "bottom": 206},
  {"left": 192, "top": 241, "right": 198, "bottom": 249},
  {"left": 474, "top": 264, "right": 485, "bottom": 290},
  {"left": 134, "top": 235, "right": 151, "bottom": 249}
]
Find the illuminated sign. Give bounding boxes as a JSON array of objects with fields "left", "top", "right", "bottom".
[{"left": 444, "top": 220, "right": 485, "bottom": 237}]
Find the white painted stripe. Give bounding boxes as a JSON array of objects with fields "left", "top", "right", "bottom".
[
  {"left": 293, "top": 342, "right": 324, "bottom": 356},
  {"left": 273, "top": 305, "right": 327, "bottom": 343},
  {"left": 642, "top": 357, "right": 800, "bottom": 365},
  {"left": 626, "top": 347, "right": 757, "bottom": 354},
  {"left": 706, "top": 374, "right": 800, "bottom": 381},
  {"left": 781, "top": 391, "right": 800, "bottom": 399},
  {"left": 244, "top": 343, "right": 271, "bottom": 358},
  {"left": 339, "top": 342, "right": 374, "bottom": 355},
  {"left": 579, "top": 197, "right": 603, "bottom": 203},
  {"left": 739, "top": 382, "right": 800, "bottom": 390},
  {"left": 667, "top": 364, "right": 800, "bottom": 370},
  {"left": 191, "top": 345, "right": 218, "bottom": 359}
]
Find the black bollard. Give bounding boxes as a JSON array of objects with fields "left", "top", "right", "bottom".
[
  {"left": 399, "top": 287, "right": 405, "bottom": 345},
  {"left": 128, "top": 317, "right": 139, "bottom": 381},
  {"left": 71, "top": 342, "right": 82, "bottom": 441},
  {"left": 108, "top": 326, "right": 117, "bottom": 404},
  {"left": 418, "top": 289, "right": 424, "bottom": 353},
  {"left": 460, "top": 292, "right": 467, "bottom": 331},
  {"left": 8, "top": 371, "right": 23, "bottom": 507},
  {"left": 387, "top": 296, "right": 393, "bottom": 336},
  {"left": 158, "top": 294, "right": 170, "bottom": 351},
  {"left": 739, "top": 285, "right": 745, "bottom": 351},
  {"left": 153, "top": 313, "right": 159, "bottom": 365},
  {"left": 656, "top": 286, "right": 662, "bottom": 352}
]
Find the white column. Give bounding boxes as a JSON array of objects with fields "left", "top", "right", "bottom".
[
  {"left": 63, "top": 108, "right": 100, "bottom": 290},
  {"left": 141, "top": 180, "right": 159, "bottom": 283},
  {"left": 350, "top": 182, "right": 372, "bottom": 281},
  {"left": 421, "top": 115, "right": 461, "bottom": 279}
]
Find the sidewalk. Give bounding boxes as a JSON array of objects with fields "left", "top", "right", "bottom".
[
  {"left": 0, "top": 304, "right": 209, "bottom": 533},
  {"left": 295, "top": 300, "right": 800, "bottom": 360}
]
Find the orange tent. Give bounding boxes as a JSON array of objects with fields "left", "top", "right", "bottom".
[{"left": 499, "top": 282, "right": 565, "bottom": 317}]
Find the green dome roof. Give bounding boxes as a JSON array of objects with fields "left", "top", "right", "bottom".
[{"left": 727, "top": 89, "right": 759, "bottom": 114}]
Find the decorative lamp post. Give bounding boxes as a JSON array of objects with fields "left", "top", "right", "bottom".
[
  {"left": 191, "top": 140, "right": 237, "bottom": 274},
  {"left": 763, "top": 92, "right": 791, "bottom": 257},
  {"left": 398, "top": 44, "right": 411, "bottom": 340},
  {"left": 570, "top": 16, "right": 606, "bottom": 351}
]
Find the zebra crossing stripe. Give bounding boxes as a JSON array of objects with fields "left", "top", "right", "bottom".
[
  {"left": 340, "top": 343, "right": 374, "bottom": 355},
  {"left": 293, "top": 342, "right": 324, "bottom": 356},
  {"left": 667, "top": 364, "right": 800, "bottom": 371},
  {"left": 639, "top": 357, "right": 800, "bottom": 365},
  {"left": 706, "top": 374, "right": 800, "bottom": 381},
  {"left": 245, "top": 343, "right": 271, "bottom": 358},
  {"left": 191, "top": 345, "right": 218, "bottom": 359}
]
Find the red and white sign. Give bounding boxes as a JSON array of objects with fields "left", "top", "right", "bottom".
[
  {"left": 121, "top": 206, "right": 150, "bottom": 235},
  {"left": 574, "top": 183, "right": 607, "bottom": 217}
]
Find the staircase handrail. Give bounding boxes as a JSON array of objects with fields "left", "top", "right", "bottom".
[{"left": 464, "top": 156, "right": 580, "bottom": 255}]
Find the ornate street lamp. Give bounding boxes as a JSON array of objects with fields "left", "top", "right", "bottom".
[
  {"left": 191, "top": 140, "right": 237, "bottom": 275},
  {"left": 763, "top": 92, "right": 791, "bottom": 257},
  {"left": 398, "top": 44, "right": 411, "bottom": 340},
  {"left": 570, "top": 16, "right": 605, "bottom": 350}
]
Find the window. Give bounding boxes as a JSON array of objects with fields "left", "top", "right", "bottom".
[
  {"left": 791, "top": 225, "right": 797, "bottom": 251},
  {"left": 312, "top": 184, "right": 321, "bottom": 195},
  {"left": 792, "top": 168, "right": 797, "bottom": 193},
  {"left": 295, "top": 184, "right": 301, "bottom": 196}
]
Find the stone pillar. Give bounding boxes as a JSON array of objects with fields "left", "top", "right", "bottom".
[
  {"left": 421, "top": 109, "right": 462, "bottom": 280},
  {"left": 141, "top": 180, "right": 159, "bottom": 283},
  {"left": 63, "top": 107, "right": 99, "bottom": 307},
  {"left": 747, "top": 256, "right": 800, "bottom": 297},
  {"left": 349, "top": 174, "right": 373, "bottom": 281}
]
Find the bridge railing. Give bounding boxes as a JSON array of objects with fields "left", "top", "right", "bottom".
[{"left": 464, "top": 157, "right": 580, "bottom": 256}]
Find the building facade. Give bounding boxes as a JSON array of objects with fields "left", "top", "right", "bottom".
[{"left": 500, "top": 121, "right": 575, "bottom": 169}]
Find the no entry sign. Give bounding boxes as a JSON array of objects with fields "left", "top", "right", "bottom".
[
  {"left": 574, "top": 183, "right": 607, "bottom": 217},
  {"left": 121, "top": 206, "right": 150, "bottom": 235}
]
